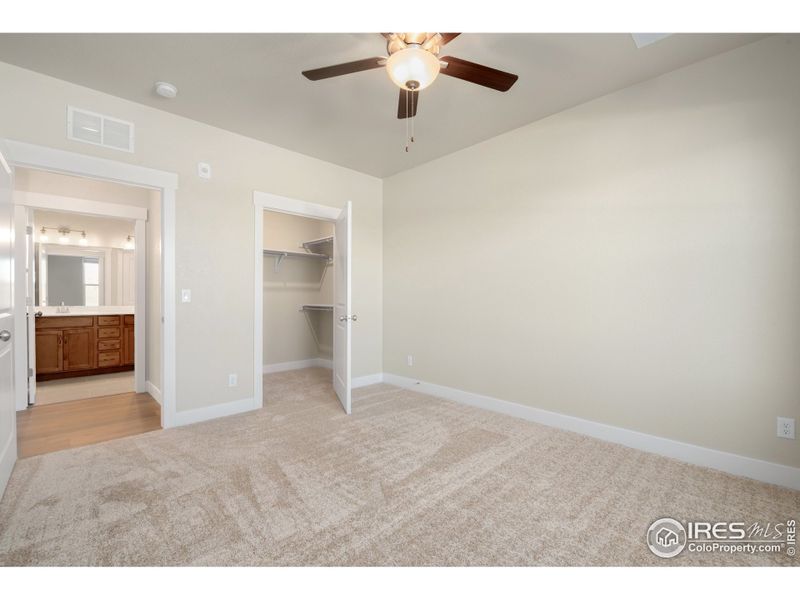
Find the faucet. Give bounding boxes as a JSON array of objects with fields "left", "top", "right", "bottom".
[{"left": 57, "top": 302, "right": 70, "bottom": 314}]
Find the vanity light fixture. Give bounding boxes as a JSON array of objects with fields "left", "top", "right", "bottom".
[
  {"left": 38, "top": 226, "right": 89, "bottom": 246},
  {"left": 124, "top": 235, "right": 135, "bottom": 250}
]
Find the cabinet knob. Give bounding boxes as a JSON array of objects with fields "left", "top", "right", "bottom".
[{"left": 0, "top": 330, "right": 10, "bottom": 342}]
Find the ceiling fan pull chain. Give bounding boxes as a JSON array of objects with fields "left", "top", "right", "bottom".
[{"left": 405, "top": 89, "right": 410, "bottom": 152}]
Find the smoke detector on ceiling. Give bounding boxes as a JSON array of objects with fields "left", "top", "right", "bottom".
[{"left": 154, "top": 81, "right": 178, "bottom": 99}]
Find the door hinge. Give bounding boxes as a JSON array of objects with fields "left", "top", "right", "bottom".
[
  {"left": 26, "top": 225, "right": 33, "bottom": 234},
  {"left": 28, "top": 367, "right": 33, "bottom": 378}
]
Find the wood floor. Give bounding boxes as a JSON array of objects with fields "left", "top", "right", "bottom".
[{"left": 17, "top": 392, "right": 161, "bottom": 458}]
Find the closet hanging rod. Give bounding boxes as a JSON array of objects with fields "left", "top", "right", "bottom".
[
  {"left": 263, "top": 248, "right": 331, "bottom": 272},
  {"left": 263, "top": 249, "right": 329, "bottom": 260},
  {"left": 302, "top": 235, "right": 333, "bottom": 247},
  {"left": 300, "top": 304, "right": 333, "bottom": 311}
]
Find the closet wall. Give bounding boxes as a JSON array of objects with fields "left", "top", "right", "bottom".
[{"left": 263, "top": 211, "right": 334, "bottom": 369}]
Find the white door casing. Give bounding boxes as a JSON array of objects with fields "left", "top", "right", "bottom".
[
  {"left": 333, "top": 201, "right": 352, "bottom": 414},
  {"left": 2, "top": 139, "right": 177, "bottom": 428},
  {"left": 0, "top": 149, "right": 17, "bottom": 498},
  {"left": 252, "top": 191, "right": 347, "bottom": 414},
  {"left": 12, "top": 205, "right": 31, "bottom": 410}
]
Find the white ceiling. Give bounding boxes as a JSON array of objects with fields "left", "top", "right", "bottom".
[{"left": 0, "top": 33, "right": 767, "bottom": 177}]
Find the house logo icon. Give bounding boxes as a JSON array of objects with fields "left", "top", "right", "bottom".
[
  {"left": 647, "top": 518, "right": 687, "bottom": 558},
  {"left": 656, "top": 527, "right": 679, "bottom": 547}
]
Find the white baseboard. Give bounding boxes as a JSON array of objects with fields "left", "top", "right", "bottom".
[
  {"left": 263, "top": 358, "right": 332, "bottom": 374},
  {"left": 173, "top": 396, "right": 255, "bottom": 428},
  {"left": 352, "top": 373, "right": 384, "bottom": 388},
  {"left": 146, "top": 381, "right": 162, "bottom": 405},
  {"left": 383, "top": 373, "right": 800, "bottom": 491},
  {"left": 0, "top": 429, "right": 17, "bottom": 502}
]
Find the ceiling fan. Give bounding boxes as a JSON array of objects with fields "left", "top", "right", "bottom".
[{"left": 301, "top": 33, "right": 519, "bottom": 120}]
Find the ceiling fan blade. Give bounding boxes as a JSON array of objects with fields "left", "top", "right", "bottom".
[
  {"left": 439, "top": 56, "right": 518, "bottom": 91},
  {"left": 397, "top": 88, "right": 419, "bottom": 119},
  {"left": 302, "top": 57, "right": 385, "bottom": 81},
  {"left": 439, "top": 33, "right": 461, "bottom": 45}
]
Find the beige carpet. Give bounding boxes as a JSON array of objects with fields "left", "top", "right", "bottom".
[{"left": 0, "top": 367, "right": 797, "bottom": 566}]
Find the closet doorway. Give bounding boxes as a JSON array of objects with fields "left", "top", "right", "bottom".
[{"left": 253, "top": 193, "right": 353, "bottom": 414}]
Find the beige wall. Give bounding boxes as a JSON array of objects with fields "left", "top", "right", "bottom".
[
  {"left": 383, "top": 35, "right": 800, "bottom": 468},
  {"left": 15, "top": 167, "right": 151, "bottom": 208},
  {"left": 33, "top": 207, "right": 135, "bottom": 249},
  {"left": 263, "top": 211, "right": 334, "bottom": 365},
  {"left": 0, "top": 60, "right": 383, "bottom": 414}
]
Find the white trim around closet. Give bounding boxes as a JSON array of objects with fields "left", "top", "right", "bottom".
[{"left": 253, "top": 191, "right": 342, "bottom": 413}]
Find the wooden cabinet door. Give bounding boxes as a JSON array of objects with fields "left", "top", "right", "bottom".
[
  {"left": 36, "top": 330, "right": 62, "bottom": 374},
  {"left": 62, "top": 328, "right": 95, "bottom": 371},
  {"left": 122, "top": 326, "right": 135, "bottom": 365}
]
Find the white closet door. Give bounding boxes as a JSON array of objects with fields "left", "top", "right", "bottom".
[{"left": 333, "top": 201, "right": 352, "bottom": 414}]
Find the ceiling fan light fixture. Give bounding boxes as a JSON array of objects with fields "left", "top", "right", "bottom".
[{"left": 386, "top": 46, "right": 440, "bottom": 91}]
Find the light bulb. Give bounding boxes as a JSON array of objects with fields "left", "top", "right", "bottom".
[
  {"left": 79, "top": 232, "right": 88, "bottom": 246},
  {"left": 124, "top": 235, "right": 135, "bottom": 250},
  {"left": 39, "top": 227, "right": 48, "bottom": 243},
  {"left": 58, "top": 234, "right": 69, "bottom": 245},
  {"left": 386, "top": 46, "right": 441, "bottom": 91}
]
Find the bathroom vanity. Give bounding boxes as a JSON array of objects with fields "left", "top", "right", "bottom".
[{"left": 35, "top": 312, "right": 134, "bottom": 380}]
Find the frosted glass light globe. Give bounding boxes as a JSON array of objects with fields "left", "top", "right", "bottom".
[{"left": 386, "top": 47, "right": 440, "bottom": 91}]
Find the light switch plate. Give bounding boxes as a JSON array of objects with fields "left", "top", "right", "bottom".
[{"left": 181, "top": 289, "right": 191, "bottom": 303}]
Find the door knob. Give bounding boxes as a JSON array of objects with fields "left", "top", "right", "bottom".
[
  {"left": 339, "top": 316, "right": 347, "bottom": 322},
  {"left": 0, "top": 330, "right": 10, "bottom": 342}
]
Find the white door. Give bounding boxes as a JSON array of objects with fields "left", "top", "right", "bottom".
[
  {"left": 333, "top": 201, "right": 352, "bottom": 414},
  {"left": 26, "top": 207, "right": 36, "bottom": 405},
  {"left": 0, "top": 149, "right": 17, "bottom": 497}
]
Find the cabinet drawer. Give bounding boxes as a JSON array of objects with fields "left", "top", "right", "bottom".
[
  {"left": 97, "top": 316, "right": 120, "bottom": 326},
  {"left": 97, "top": 327, "right": 121, "bottom": 339},
  {"left": 36, "top": 316, "right": 94, "bottom": 329},
  {"left": 98, "top": 351, "right": 121, "bottom": 367},
  {"left": 123, "top": 315, "right": 135, "bottom": 326},
  {"left": 98, "top": 339, "right": 120, "bottom": 351}
]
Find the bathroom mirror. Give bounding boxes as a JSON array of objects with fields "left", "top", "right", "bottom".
[{"left": 37, "top": 245, "right": 135, "bottom": 307}]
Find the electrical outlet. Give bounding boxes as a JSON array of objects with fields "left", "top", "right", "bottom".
[
  {"left": 407, "top": 355, "right": 413, "bottom": 367},
  {"left": 777, "top": 417, "right": 795, "bottom": 440},
  {"left": 228, "top": 373, "right": 238, "bottom": 387},
  {"left": 198, "top": 162, "right": 211, "bottom": 179}
]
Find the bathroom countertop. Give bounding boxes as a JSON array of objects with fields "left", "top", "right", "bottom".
[{"left": 35, "top": 306, "right": 135, "bottom": 317}]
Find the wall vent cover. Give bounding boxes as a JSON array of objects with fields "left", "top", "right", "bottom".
[{"left": 67, "top": 106, "right": 135, "bottom": 153}]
